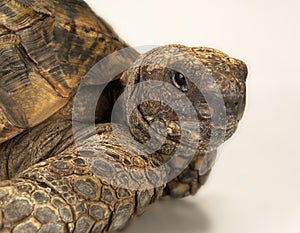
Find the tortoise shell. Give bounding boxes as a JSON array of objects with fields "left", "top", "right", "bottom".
[{"left": 0, "top": 0, "right": 127, "bottom": 143}]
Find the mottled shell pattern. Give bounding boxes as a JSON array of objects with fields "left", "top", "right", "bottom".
[{"left": 0, "top": 0, "right": 126, "bottom": 143}]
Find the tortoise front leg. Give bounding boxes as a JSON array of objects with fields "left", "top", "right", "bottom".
[{"left": 0, "top": 138, "right": 164, "bottom": 232}]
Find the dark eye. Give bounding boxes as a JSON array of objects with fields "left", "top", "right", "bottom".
[{"left": 172, "top": 72, "right": 188, "bottom": 92}]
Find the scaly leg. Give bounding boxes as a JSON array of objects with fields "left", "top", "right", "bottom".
[{"left": 0, "top": 124, "right": 165, "bottom": 232}]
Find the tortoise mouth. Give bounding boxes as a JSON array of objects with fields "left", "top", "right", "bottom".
[{"left": 135, "top": 106, "right": 233, "bottom": 149}]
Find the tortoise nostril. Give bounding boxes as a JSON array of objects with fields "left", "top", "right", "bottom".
[
  {"left": 224, "top": 99, "right": 240, "bottom": 115},
  {"left": 225, "top": 101, "right": 237, "bottom": 107}
]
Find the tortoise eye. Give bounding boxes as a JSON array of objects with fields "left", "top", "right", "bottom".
[{"left": 172, "top": 72, "right": 188, "bottom": 92}]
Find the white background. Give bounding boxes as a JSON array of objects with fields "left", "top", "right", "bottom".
[{"left": 86, "top": 1, "right": 300, "bottom": 233}]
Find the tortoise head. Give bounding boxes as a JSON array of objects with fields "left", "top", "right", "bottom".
[{"left": 116, "top": 45, "right": 247, "bottom": 152}]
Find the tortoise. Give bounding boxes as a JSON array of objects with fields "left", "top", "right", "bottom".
[{"left": 0, "top": 0, "right": 248, "bottom": 232}]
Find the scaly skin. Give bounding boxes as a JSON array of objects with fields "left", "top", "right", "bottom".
[{"left": 0, "top": 124, "right": 165, "bottom": 232}]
